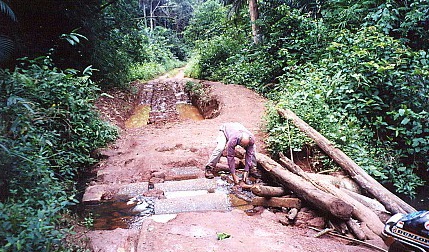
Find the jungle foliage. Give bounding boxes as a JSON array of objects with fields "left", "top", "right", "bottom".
[
  {"left": 81, "top": 1, "right": 187, "bottom": 88},
  {"left": 2, "top": 0, "right": 190, "bottom": 88},
  {"left": 184, "top": 0, "right": 429, "bottom": 197},
  {"left": 1, "top": 0, "right": 428, "bottom": 250},
  {"left": 0, "top": 0, "right": 193, "bottom": 250},
  {"left": 0, "top": 57, "right": 118, "bottom": 251}
]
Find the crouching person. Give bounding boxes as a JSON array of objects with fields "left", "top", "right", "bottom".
[{"left": 205, "top": 122, "right": 256, "bottom": 185}]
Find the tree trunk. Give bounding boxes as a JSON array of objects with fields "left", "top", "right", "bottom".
[
  {"left": 248, "top": 0, "right": 261, "bottom": 44},
  {"left": 346, "top": 218, "right": 367, "bottom": 241},
  {"left": 342, "top": 189, "right": 392, "bottom": 223},
  {"left": 278, "top": 154, "right": 385, "bottom": 238},
  {"left": 251, "top": 184, "right": 287, "bottom": 197},
  {"left": 256, "top": 153, "right": 353, "bottom": 220},
  {"left": 277, "top": 108, "right": 416, "bottom": 214}
]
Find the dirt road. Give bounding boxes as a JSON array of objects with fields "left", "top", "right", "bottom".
[{"left": 82, "top": 71, "right": 387, "bottom": 252}]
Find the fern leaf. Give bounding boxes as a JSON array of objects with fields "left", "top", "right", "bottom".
[
  {"left": 0, "top": 1, "right": 17, "bottom": 22},
  {"left": 0, "top": 35, "right": 14, "bottom": 63}
]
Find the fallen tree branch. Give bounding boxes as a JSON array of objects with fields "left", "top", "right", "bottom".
[
  {"left": 277, "top": 108, "right": 416, "bottom": 214},
  {"left": 342, "top": 189, "right": 392, "bottom": 223},
  {"left": 256, "top": 153, "right": 353, "bottom": 220},
  {"left": 346, "top": 218, "right": 367, "bottom": 241},
  {"left": 279, "top": 154, "right": 385, "bottom": 238}
]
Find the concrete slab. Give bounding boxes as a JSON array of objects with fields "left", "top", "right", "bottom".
[
  {"left": 117, "top": 182, "right": 149, "bottom": 197},
  {"left": 83, "top": 182, "right": 149, "bottom": 203},
  {"left": 165, "top": 166, "right": 202, "bottom": 180},
  {"left": 154, "top": 192, "right": 230, "bottom": 214},
  {"left": 164, "top": 190, "right": 208, "bottom": 199},
  {"left": 153, "top": 178, "right": 216, "bottom": 192},
  {"left": 151, "top": 214, "right": 177, "bottom": 223}
]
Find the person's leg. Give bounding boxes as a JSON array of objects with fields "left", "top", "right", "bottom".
[
  {"left": 206, "top": 131, "right": 227, "bottom": 168},
  {"left": 246, "top": 143, "right": 258, "bottom": 182},
  {"left": 252, "top": 143, "right": 257, "bottom": 169}
]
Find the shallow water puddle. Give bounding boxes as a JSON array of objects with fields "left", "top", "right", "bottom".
[
  {"left": 176, "top": 103, "right": 204, "bottom": 120},
  {"left": 83, "top": 200, "right": 137, "bottom": 230},
  {"left": 125, "top": 104, "right": 150, "bottom": 128},
  {"left": 125, "top": 103, "right": 203, "bottom": 129},
  {"left": 83, "top": 196, "right": 155, "bottom": 230}
]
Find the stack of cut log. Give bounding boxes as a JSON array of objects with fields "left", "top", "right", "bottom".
[{"left": 248, "top": 108, "right": 416, "bottom": 242}]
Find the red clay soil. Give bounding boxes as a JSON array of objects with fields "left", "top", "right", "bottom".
[{"left": 80, "top": 70, "right": 387, "bottom": 252}]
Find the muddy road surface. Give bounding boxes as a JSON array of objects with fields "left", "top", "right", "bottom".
[{"left": 76, "top": 70, "right": 387, "bottom": 252}]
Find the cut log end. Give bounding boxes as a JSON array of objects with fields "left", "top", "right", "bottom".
[{"left": 327, "top": 199, "right": 354, "bottom": 220}]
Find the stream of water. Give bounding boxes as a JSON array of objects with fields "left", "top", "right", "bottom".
[{"left": 82, "top": 180, "right": 255, "bottom": 230}]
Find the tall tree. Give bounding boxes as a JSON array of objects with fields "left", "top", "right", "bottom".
[
  {"left": 138, "top": 0, "right": 192, "bottom": 33},
  {"left": 226, "top": 0, "right": 323, "bottom": 44},
  {"left": 183, "top": 0, "right": 228, "bottom": 43},
  {"left": 248, "top": 0, "right": 261, "bottom": 43},
  {"left": 225, "top": 0, "right": 261, "bottom": 44}
]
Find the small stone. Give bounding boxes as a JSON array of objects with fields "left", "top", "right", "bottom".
[
  {"left": 152, "top": 171, "right": 166, "bottom": 179},
  {"left": 288, "top": 208, "right": 299, "bottom": 220}
]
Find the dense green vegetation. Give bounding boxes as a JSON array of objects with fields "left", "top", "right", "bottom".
[
  {"left": 0, "top": 57, "right": 118, "bottom": 251},
  {"left": 0, "top": 0, "right": 192, "bottom": 250},
  {"left": 83, "top": 1, "right": 187, "bottom": 88},
  {"left": 0, "top": 0, "right": 428, "bottom": 250},
  {"left": 184, "top": 0, "right": 428, "bottom": 197}
]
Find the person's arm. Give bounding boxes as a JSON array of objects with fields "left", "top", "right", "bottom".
[
  {"left": 226, "top": 136, "right": 239, "bottom": 174},
  {"left": 244, "top": 143, "right": 255, "bottom": 172}
]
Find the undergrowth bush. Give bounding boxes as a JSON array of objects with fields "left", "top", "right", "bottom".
[
  {"left": 129, "top": 60, "right": 184, "bottom": 81},
  {"left": 264, "top": 26, "right": 428, "bottom": 196},
  {"left": 214, "top": 47, "right": 282, "bottom": 93},
  {"left": 320, "top": 27, "right": 429, "bottom": 192},
  {"left": 198, "top": 0, "right": 428, "bottom": 196},
  {"left": 183, "top": 0, "right": 248, "bottom": 80},
  {"left": 186, "top": 34, "right": 244, "bottom": 79},
  {"left": 184, "top": 0, "right": 428, "bottom": 197},
  {"left": 184, "top": 54, "right": 203, "bottom": 78},
  {"left": 0, "top": 57, "right": 118, "bottom": 251}
]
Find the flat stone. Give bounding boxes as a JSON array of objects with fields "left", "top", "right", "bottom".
[
  {"left": 117, "top": 182, "right": 149, "bottom": 197},
  {"left": 165, "top": 166, "right": 202, "bottom": 180},
  {"left": 154, "top": 192, "right": 230, "bottom": 214},
  {"left": 83, "top": 182, "right": 150, "bottom": 203},
  {"left": 153, "top": 178, "right": 216, "bottom": 192},
  {"left": 82, "top": 184, "right": 109, "bottom": 203},
  {"left": 82, "top": 182, "right": 149, "bottom": 203}
]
